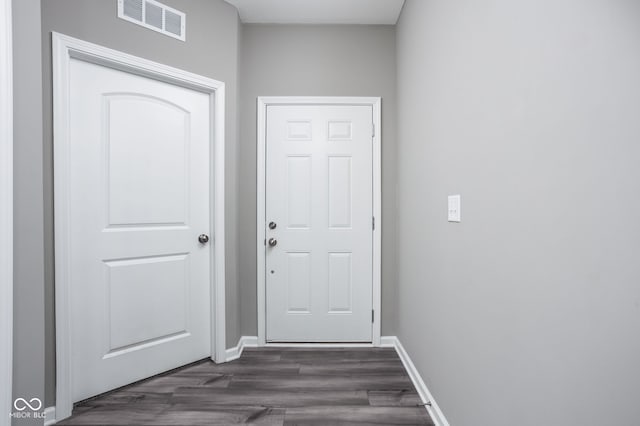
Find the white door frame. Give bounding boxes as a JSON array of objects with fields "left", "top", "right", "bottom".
[
  {"left": 0, "top": 0, "right": 14, "bottom": 423},
  {"left": 256, "top": 96, "right": 382, "bottom": 347},
  {"left": 53, "top": 33, "right": 226, "bottom": 419}
]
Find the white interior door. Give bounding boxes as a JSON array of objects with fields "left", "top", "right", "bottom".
[
  {"left": 265, "top": 105, "right": 373, "bottom": 342},
  {"left": 68, "top": 58, "right": 212, "bottom": 402}
]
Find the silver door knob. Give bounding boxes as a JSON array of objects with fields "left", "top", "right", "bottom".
[
  {"left": 268, "top": 221, "right": 277, "bottom": 230},
  {"left": 198, "top": 234, "right": 210, "bottom": 244},
  {"left": 268, "top": 238, "right": 278, "bottom": 247}
]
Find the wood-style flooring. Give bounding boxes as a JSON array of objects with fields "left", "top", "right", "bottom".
[{"left": 57, "top": 347, "right": 434, "bottom": 425}]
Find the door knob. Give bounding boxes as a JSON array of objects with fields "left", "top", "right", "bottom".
[
  {"left": 198, "top": 234, "right": 210, "bottom": 244},
  {"left": 268, "top": 238, "right": 278, "bottom": 247},
  {"left": 268, "top": 221, "right": 277, "bottom": 230}
]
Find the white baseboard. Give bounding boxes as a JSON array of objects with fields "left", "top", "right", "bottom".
[
  {"left": 224, "top": 336, "right": 258, "bottom": 362},
  {"left": 44, "top": 406, "right": 56, "bottom": 425},
  {"left": 380, "top": 336, "right": 450, "bottom": 426}
]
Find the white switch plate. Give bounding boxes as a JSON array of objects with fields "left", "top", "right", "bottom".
[{"left": 448, "top": 195, "right": 461, "bottom": 222}]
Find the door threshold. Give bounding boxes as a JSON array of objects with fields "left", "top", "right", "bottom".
[{"left": 264, "top": 342, "right": 375, "bottom": 348}]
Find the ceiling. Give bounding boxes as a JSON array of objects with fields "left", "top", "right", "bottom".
[{"left": 224, "top": 0, "right": 405, "bottom": 25}]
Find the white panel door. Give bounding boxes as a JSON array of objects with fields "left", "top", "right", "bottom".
[
  {"left": 266, "top": 105, "right": 373, "bottom": 342},
  {"left": 68, "top": 58, "right": 211, "bottom": 402}
]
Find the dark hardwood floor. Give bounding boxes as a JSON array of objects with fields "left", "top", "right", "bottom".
[{"left": 57, "top": 347, "right": 434, "bottom": 425}]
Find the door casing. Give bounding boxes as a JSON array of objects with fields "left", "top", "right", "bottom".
[
  {"left": 256, "top": 96, "right": 382, "bottom": 347},
  {"left": 0, "top": 0, "right": 13, "bottom": 422},
  {"left": 53, "top": 33, "right": 226, "bottom": 420}
]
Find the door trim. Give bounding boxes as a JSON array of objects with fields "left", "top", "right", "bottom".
[
  {"left": 53, "top": 32, "right": 226, "bottom": 420},
  {"left": 256, "top": 96, "right": 382, "bottom": 347},
  {"left": 0, "top": 0, "right": 13, "bottom": 422}
]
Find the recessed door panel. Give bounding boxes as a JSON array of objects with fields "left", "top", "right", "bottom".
[
  {"left": 105, "top": 254, "right": 189, "bottom": 353},
  {"left": 328, "top": 253, "right": 352, "bottom": 313},
  {"left": 287, "top": 120, "right": 312, "bottom": 141},
  {"left": 328, "top": 121, "right": 352, "bottom": 141},
  {"left": 287, "top": 156, "right": 312, "bottom": 229},
  {"left": 106, "top": 94, "right": 189, "bottom": 227},
  {"left": 286, "top": 252, "right": 312, "bottom": 313},
  {"left": 328, "top": 156, "right": 352, "bottom": 229}
]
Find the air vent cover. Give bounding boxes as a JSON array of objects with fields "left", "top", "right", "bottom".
[{"left": 118, "top": 0, "right": 186, "bottom": 41}]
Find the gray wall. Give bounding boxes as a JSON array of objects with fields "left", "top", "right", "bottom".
[
  {"left": 238, "top": 24, "right": 398, "bottom": 337},
  {"left": 39, "top": 0, "right": 241, "bottom": 406},
  {"left": 12, "top": 0, "right": 45, "bottom": 424},
  {"left": 396, "top": 1, "right": 640, "bottom": 425}
]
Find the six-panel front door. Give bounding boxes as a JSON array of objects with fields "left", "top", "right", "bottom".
[
  {"left": 68, "top": 58, "right": 212, "bottom": 402},
  {"left": 265, "top": 105, "right": 374, "bottom": 342}
]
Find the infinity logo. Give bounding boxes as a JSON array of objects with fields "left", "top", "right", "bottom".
[{"left": 13, "top": 398, "right": 42, "bottom": 411}]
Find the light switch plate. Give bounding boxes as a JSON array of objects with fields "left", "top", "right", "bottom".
[{"left": 448, "top": 195, "right": 461, "bottom": 222}]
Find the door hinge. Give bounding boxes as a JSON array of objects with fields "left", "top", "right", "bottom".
[
  {"left": 372, "top": 310, "right": 375, "bottom": 323},
  {"left": 372, "top": 123, "right": 375, "bottom": 138},
  {"left": 372, "top": 216, "right": 375, "bottom": 231}
]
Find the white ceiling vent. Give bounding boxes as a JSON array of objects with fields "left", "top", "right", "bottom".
[{"left": 118, "top": 0, "right": 186, "bottom": 41}]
